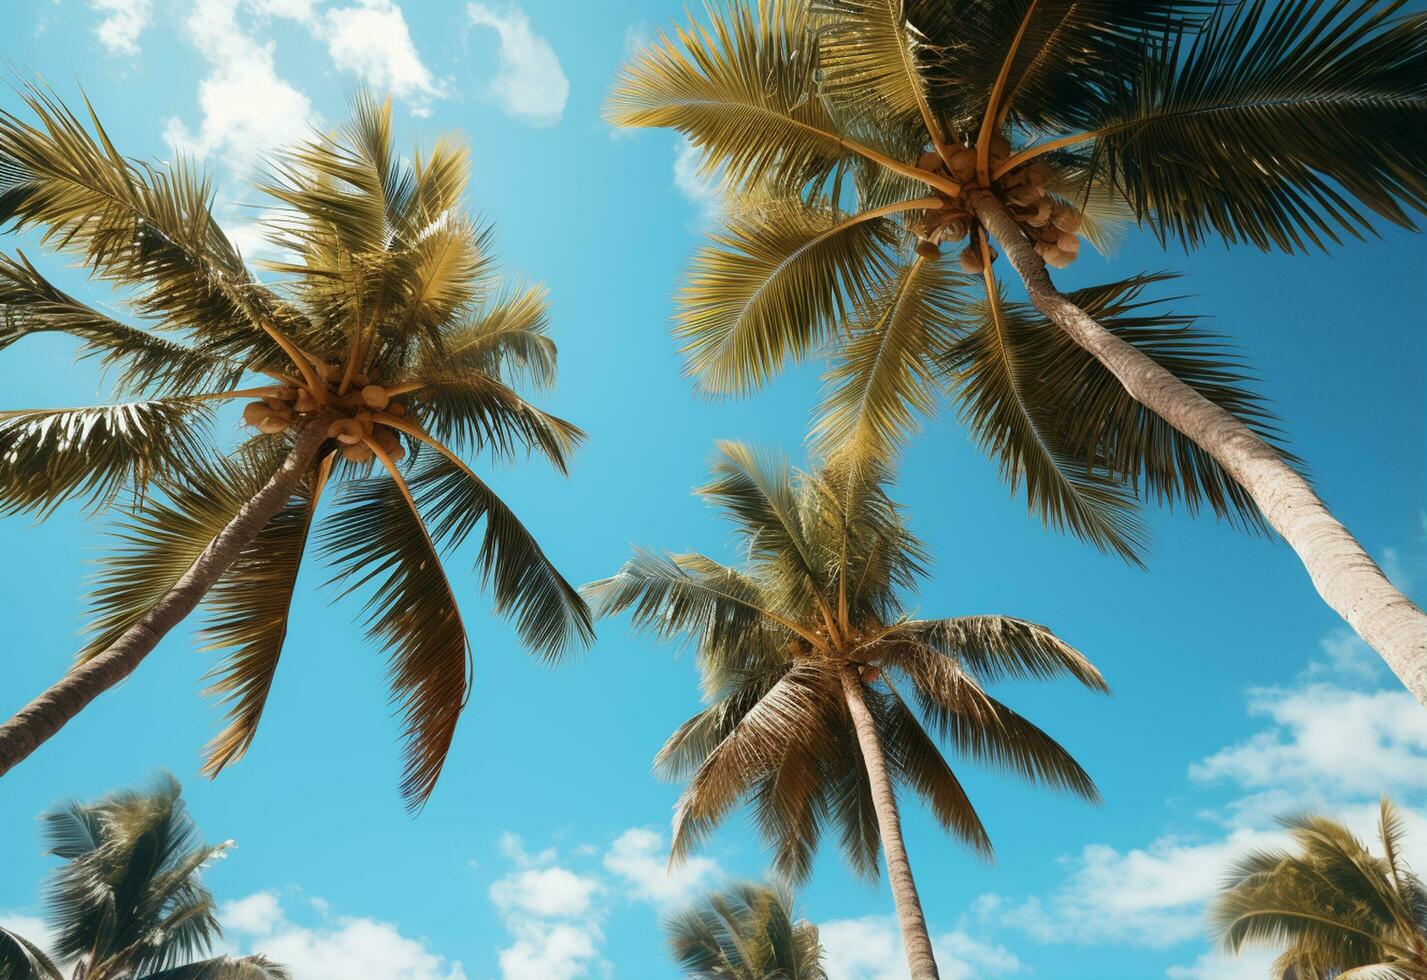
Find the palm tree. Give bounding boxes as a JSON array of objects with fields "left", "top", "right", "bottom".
[
  {"left": 605, "top": 0, "right": 1427, "bottom": 702},
  {"left": 587, "top": 443, "right": 1106, "bottom": 978},
  {"left": 665, "top": 880, "right": 826, "bottom": 979},
  {"left": 1210, "top": 798, "right": 1427, "bottom": 979},
  {"left": 0, "top": 774, "right": 288, "bottom": 980},
  {"left": 0, "top": 87, "right": 592, "bottom": 806}
]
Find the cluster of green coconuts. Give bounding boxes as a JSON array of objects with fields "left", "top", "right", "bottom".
[
  {"left": 910, "top": 135, "right": 1084, "bottom": 271},
  {"left": 241, "top": 363, "right": 410, "bottom": 465}
]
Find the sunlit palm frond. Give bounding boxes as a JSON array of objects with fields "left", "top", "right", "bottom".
[
  {"left": 198, "top": 455, "right": 329, "bottom": 777},
  {"left": 944, "top": 279, "right": 1148, "bottom": 563},
  {"left": 143, "top": 956, "right": 292, "bottom": 980},
  {"left": 898, "top": 615, "right": 1108, "bottom": 691},
  {"left": 678, "top": 197, "right": 898, "bottom": 395},
  {"left": 0, "top": 400, "right": 213, "bottom": 518},
  {"left": 814, "top": 256, "right": 962, "bottom": 467},
  {"left": 0, "top": 252, "right": 243, "bottom": 394},
  {"left": 605, "top": 0, "right": 855, "bottom": 192},
  {"left": 665, "top": 881, "right": 826, "bottom": 979},
  {"left": 322, "top": 468, "right": 470, "bottom": 808},
  {"left": 401, "top": 374, "right": 583, "bottom": 472},
  {"left": 1085, "top": 0, "right": 1427, "bottom": 252},
  {"left": 420, "top": 282, "right": 555, "bottom": 389},
  {"left": 813, "top": 0, "right": 940, "bottom": 128},
  {"left": 80, "top": 451, "right": 281, "bottom": 663}
]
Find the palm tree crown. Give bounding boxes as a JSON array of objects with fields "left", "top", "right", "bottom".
[
  {"left": 0, "top": 88, "right": 592, "bottom": 804},
  {"left": 665, "top": 880, "right": 826, "bottom": 979},
  {"left": 1211, "top": 798, "right": 1427, "bottom": 979},
  {"left": 587, "top": 443, "right": 1107, "bottom": 881},
  {"left": 0, "top": 774, "right": 287, "bottom": 980}
]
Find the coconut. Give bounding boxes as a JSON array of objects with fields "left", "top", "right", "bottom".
[
  {"left": 1045, "top": 247, "right": 1076, "bottom": 269},
  {"left": 294, "top": 389, "right": 318, "bottom": 414},
  {"left": 958, "top": 245, "right": 985, "bottom": 274},
  {"left": 1006, "top": 184, "right": 1042, "bottom": 208},
  {"left": 1024, "top": 199, "right": 1054, "bottom": 227},
  {"left": 360, "top": 384, "right": 390, "bottom": 410},
  {"left": 263, "top": 395, "right": 287, "bottom": 411},
  {"left": 1051, "top": 205, "right": 1083, "bottom": 233},
  {"left": 386, "top": 401, "right": 406, "bottom": 418},
  {"left": 353, "top": 373, "right": 369, "bottom": 387},
  {"left": 997, "top": 167, "right": 1028, "bottom": 188},
  {"left": 987, "top": 134, "right": 1011, "bottom": 167},
  {"left": 914, "top": 239, "right": 941, "bottom": 259},
  {"left": 341, "top": 442, "right": 374, "bottom": 464},
  {"left": 328, "top": 418, "right": 365, "bottom": 445},
  {"left": 917, "top": 150, "right": 944, "bottom": 172},
  {"left": 242, "top": 401, "right": 272, "bottom": 427},
  {"left": 1026, "top": 162, "right": 1054, "bottom": 189},
  {"left": 1039, "top": 224, "right": 1062, "bottom": 244},
  {"left": 1057, "top": 231, "right": 1080, "bottom": 253},
  {"left": 275, "top": 386, "right": 299, "bottom": 402},
  {"left": 938, "top": 218, "right": 970, "bottom": 243},
  {"left": 258, "top": 415, "right": 289, "bottom": 435},
  {"left": 947, "top": 147, "right": 977, "bottom": 183}
]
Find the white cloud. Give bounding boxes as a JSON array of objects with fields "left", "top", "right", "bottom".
[
  {"left": 223, "top": 893, "right": 464, "bottom": 980},
  {"left": 165, "top": 0, "right": 318, "bottom": 173},
  {"left": 490, "top": 867, "right": 603, "bottom": 921},
  {"left": 221, "top": 891, "right": 284, "bottom": 936},
  {"left": 488, "top": 838, "right": 607, "bottom": 980},
  {"left": 819, "top": 916, "right": 1021, "bottom": 980},
  {"left": 466, "top": 3, "right": 569, "bottom": 127},
  {"left": 89, "top": 0, "right": 152, "bottom": 55},
  {"left": 673, "top": 137, "right": 722, "bottom": 222},
  {"left": 602, "top": 827, "right": 722, "bottom": 905},
  {"left": 1166, "top": 948, "right": 1278, "bottom": 979},
  {"left": 496, "top": 921, "right": 604, "bottom": 980},
  {"left": 317, "top": 0, "right": 443, "bottom": 113}
]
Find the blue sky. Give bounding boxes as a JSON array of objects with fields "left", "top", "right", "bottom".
[{"left": 0, "top": 2, "right": 1424, "bottom": 978}]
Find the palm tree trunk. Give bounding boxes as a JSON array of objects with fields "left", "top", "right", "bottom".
[
  {"left": 839, "top": 668, "right": 940, "bottom": 979},
  {"left": 967, "top": 189, "right": 1427, "bottom": 706},
  {"left": 0, "top": 421, "right": 331, "bottom": 778}
]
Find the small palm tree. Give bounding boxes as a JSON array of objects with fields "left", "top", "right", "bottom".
[
  {"left": 588, "top": 443, "right": 1107, "bottom": 978},
  {"left": 0, "top": 774, "right": 287, "bottom": 980},
  {"left": 665, "top": 881, "right": 826, "bottom": 979},
  {"left": 605, "top": 0, "right": 1427, "bottom": 700},
  {"left": 0, "top": 88, "right": 592, "bottom": 806},
  {"left": 1211, "top": 798, "right": 1427, "bottom": 979}
]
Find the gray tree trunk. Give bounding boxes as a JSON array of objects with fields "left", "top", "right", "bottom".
[
  {"left": 968, "top": 189, "right": 1427, "bottom": 706},
  {"left": 0, "top": 422, "right": 330, "bottom": 777},
  {"left": 840, "top": 668, "right": 940, "bottom": 979}
]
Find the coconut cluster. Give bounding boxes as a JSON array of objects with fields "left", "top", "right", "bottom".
[
  {"left": 911, "top": 135, "right": 1084, "bottom": 272},
  {"left": 241, "top": 362, "right": 411, "bottom": 465}
]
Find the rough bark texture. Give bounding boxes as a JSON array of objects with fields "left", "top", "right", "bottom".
[
  {"left": 0, "top": 422, "right": 331, "bottom": 778},
  {"left": 968, "top": 188, "right": 1427, "bottom": 705},
  {"left": 841, "top": 668, "right": 940, "bottom": 979}
]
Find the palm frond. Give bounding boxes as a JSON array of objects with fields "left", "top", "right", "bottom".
[
  {"left": 0, "top": 400, "right": 213, "bottom": 518},
  {"left": 198, "top": 455, "right": 328, "bottom": 776},
  {"left": 322, "top": 467, "right": 470, "bottom": 808},
  {"left": 944, "top": 277, "right": 1148, "bottom": 563},
  {"left": 0, "top": 252, "right": 243, "bottom": 394},
  {"left": 605, "top": 0, "right": 856, "bottom": 192},
  {"left": 421, "top": 282, "right": 557, "bottom": 389},
  {"left": 81, "top": 450, "right": 281, "bottom": 663},
  {"left": 0, "top": 925, "right": 63, "bottom": 980},
  {"left": 814, "top": 255, "right": 962, "bottom": 467},
  {"left": 401, "top": 375, "right": 583, "bottom": 472},
  {"left": 813, "top": 0, "right": 940, "bottom": 127},
  {"left": 1085, "top": 0, "right": 1427, "bottom": 251},
  {"left": 898, "top": 615, "right": 1109, "bottom": 691},
  {"left": 143, "top": 955, "right": 292, "bottom": 979},
  {"left": 677, "top": 197, "right": 897, "bottom": 395}
]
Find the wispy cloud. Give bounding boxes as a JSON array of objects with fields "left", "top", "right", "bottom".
[
  {"left": 88, "top": 0, "right": 152, "bottom": 56},
  {"left": 673, "top": 137, "right": 723, "bottom": 224},
  {"left": 466, "top": 2, "right": 569, "bottom": 127},
  {"left": 487, "top": 835, "right": 607, "bottom": 980},
  {"left": 601, "top": 827, "right": 721, "bottom": 905},
  {"left": 221, "top": 891, "right": 465, "bottom": 980},
  {"left": 819, "top": 915, "right": 1022, "bottom": 980}
]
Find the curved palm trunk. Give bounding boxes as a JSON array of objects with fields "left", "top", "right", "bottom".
[
  {"left": 840, "top": 668, "right": 940, "bottom": 979},
  {"left": 0, "top": 422, "right": 330, "bottom": 778},
  {"left": 968, "top": 189, "right": 1427, "bottom": 706}
]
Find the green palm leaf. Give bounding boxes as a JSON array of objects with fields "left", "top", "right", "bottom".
[
  {"left": 678, "top": 198, "right": 898, "bottom": 394},
  {"left": 401, "top": 375, "right": 583, "bottom": 472},
  {"left": 0, "top": 400, "right": 213, "bottom": 517},
  {"left": 813, "top": 0, "right": 939, "bottom": 124},
  {"left": 1084, "top": 0, "right": 1427, "bottom": 251}
]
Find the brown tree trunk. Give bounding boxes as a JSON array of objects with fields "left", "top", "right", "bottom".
[
  {"left": 967, "top": 189, "right": 1427, "bottom": 707},
  {"left": 0, "top": 422, "right": 330, "bottom": 777},
  {"left": 840, "top": 668, "right": 940, "bottom": 979}
]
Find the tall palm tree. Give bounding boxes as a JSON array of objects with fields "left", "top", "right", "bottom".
[
  {"left": 0, "top": 774, "right": 288, "bottom": 980},
  {"left": 0, "top": 87, "right": 592, "bottom": 806},
  {"left": 587, "top": 443, "right": 1107, "bottom": 978},
  {"left": 1211, "top": 798, "right": 1427, "bottom": 979},
  {"left": 665, "top": 880, "right": 826, "bottom": 979},
  {"left": 604, "top": 0, "right": 1427, "bottom": 702}
]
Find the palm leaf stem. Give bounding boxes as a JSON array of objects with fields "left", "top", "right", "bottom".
[
  {"left": 257, "top": 322, "right": 325, "bottom": 399},
  {"left": 978, "top": 0, "right": 1043, "bottom": 182}
]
